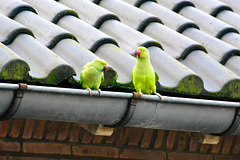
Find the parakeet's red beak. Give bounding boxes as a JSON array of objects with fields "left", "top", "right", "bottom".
[
  {"left": 136, "top": 50, "right": 141, "bottom": 56},
  {"left": 104, "top": 65, "right": 108, "bottom": 71}
]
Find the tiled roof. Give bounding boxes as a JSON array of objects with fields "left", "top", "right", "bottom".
[{"left": 1, "top": 0, "right": 240, "bottom": 100}]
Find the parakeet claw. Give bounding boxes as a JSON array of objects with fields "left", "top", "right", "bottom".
[
  {"left": 132, "top": 92, "right": 143, "bottom": 98},
  {"left": 97, "top": 89, "right": 102, "bottom": 96},
  {"left": 86, "top": 87, "right": 92, "bottom": 96},
  {"left": 155, "top": 92, "right": 163, "bottom": 101}
]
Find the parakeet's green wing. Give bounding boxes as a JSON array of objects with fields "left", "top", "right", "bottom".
[
  {"left": 101, "top": 72, "right": 104, "bottom": 82},
  {"left": 79, "top": 62, "right": 92, "bottom": 84}
]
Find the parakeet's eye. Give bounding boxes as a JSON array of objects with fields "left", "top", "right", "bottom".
[
  {"left": 143, "top": 50, "right": 145, "bottom": 52},
  {"left": 101, "top": 62, "right": 103, "bottom": 65}
]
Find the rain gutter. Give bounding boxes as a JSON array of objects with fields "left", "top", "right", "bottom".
[{"left": 0, "top": 82, "right": 239, "bottom": 136}]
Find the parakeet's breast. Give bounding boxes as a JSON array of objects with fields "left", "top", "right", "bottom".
[
  {"left": 82, "top": 67, "right": 103, "bottom": 89},
  {"left": 132, "top": 60, "right": 156, "bottom": 94}
]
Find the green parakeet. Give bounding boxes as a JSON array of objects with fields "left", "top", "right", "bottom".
[
  {"left": 132, "top": 46, "right": 163, "bottom": 100},
  {"left": 80, "top": 59, "right": 108, "bottom": 96}
]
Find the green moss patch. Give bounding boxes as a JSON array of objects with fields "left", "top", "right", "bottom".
[
  {"left": 0, "top": 60, "right": 30, "bottom": 81},
  {"left": 156, "top": 75, "right": 204, "bottom": 96},
  {"left": 27, "top": 65, "right": 76, "bottom": 85},
  {"left": 209, "top": 79, "right": 240, "bottom": 100}
]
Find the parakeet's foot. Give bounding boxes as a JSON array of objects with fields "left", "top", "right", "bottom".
[
  {"left": 86, "top": 87, "right": 92, "bottom": 96},
  {"left": 97, "top": 89, "right": 102, "bottom": 96},
  {"left": 155, "top": 92, "right": 163, "bottom": 101},
  {"left": 133, "top": 92, "right": 143, "bottom": 98}
]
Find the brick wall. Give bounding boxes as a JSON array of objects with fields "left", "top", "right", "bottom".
[{"left": 0, "top": 118, "right": 239, "bottom": 160}]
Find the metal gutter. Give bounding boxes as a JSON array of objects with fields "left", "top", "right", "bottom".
[{"left": 0, "top": 82, "right": 240, "bottom": 135}]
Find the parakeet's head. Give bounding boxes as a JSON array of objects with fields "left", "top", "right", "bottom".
[
  {"left": 136, "top": 46, "right": 149, "bottom": 59},
  {"left": 92, "top": 59, "right": 108, "bottom": 71}
]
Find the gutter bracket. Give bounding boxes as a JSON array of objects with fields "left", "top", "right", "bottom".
[
  {"left": 105, "top": 92, "right": 139, "bottom": 128},
  {"left": 213, "top": 108, "right": 240, "bottom": 137},
  {"left": 0, "top": 83, "right": 27, "bottom": 121}
]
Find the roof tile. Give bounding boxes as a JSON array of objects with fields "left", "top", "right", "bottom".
[
  {"left": 57, "top": 16, "right": 118, "bottom": 52},
  {"left": 8, "top": 35, "right": 75, "bottom": 84},
  {"left": 182, "top": 28, "right": 240, "bottom": 64},
  {"left": 98, "top": 0, "right": 162, "bottom": 31},
  {"left": 217, "top": 10, "right": 240, "bottom": 33},
  {"left": 138, "top": 1, "right": 199, "bottom": 32},
  {"left": 148, "top": 47, "right": 201, "bottom": 90},
  {"left": 191, "top": 0, "right": 232, "bottom": 16},
  {"left": 0, "top": 0, "right": 36, "bottom": 18},
  {"left": 59, "top": 0, "right": 120, "bottom": 28},
  {"left": 157, "top": 0, "right": 194, "bottom": 12},
  {"left": 23, "top": 0, "right": 79, "bottom": 23},
  {"left": 221, "top": 32, "right": 240, "bottom": 49},
  {"left": 178, "top": 6, "right": 238, "bottom": 38},
  {"left": 26, "top": 0, "right": 118, "bottom": 52},
  {"left": 51, "top": 39, "right": 97, "bottom": 82},
  {"left": 143, "top": 23, "right": 206, "bottom": 60},
  {"left": 99, "top": 20, "right": 162, "bottom": 55},
  {"left": 180, "top": 50, "right": 239, "bottom": 93},
  {"left": 0, "top": 42, "right": 29, "bottom": 81},
  {"left": 220, "top": 0, "right": 240, "bottom": 14},
  {"left": 192, "top": 0, "right": 240, "bottom": 33},
  {"left": 14, "top": 11, "right": 78, "bottom": 49},
  {"left": 0, "top": 14, "right": 33, "bottom": 45}
]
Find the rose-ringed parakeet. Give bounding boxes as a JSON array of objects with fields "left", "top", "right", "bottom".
[
  {"left": 80, "top": 59, "right": 108, "bottom": 96},
  {"left": 132, "top": 46, "right": 163, "bottom": 100}
]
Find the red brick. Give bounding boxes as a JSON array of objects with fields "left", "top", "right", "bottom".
[
  {"left": 92, "top": 135, "right": 103, "bottom": 144},
  {"left": 0, "top": 140, "right": 20, "bottom": 152},
  {"left": 0, "top": 120, "right": 11, "bottom": 137},
  {"left": 73, "top": 145, "right": 118, "bottom": 158},
  {"left": 120, "top": 148, "right": 166, "bottom": 160},
  {"left": 10, "top": 119, "right": 23, "bottom": 138},
  {"left": 141, "top": 129, "right": 153, "bottom": 148},
  {"left": 128, "top": 128, "right": 144, "bottom": 146},
  {"left": 82, "top": 130, "right": 93, "bottom": 144},
  {"left": 166, "top": 131, "right": 178, "bottom": 150},
  {"left": 214, "top": 156, "right": 235, "bottom": 160},
  {"left": 212, "top": 137, "right": 223, "bottom": 154},
  {"left": 57, "top": 122, "right": 69, "bottom": 141},
  {"left": 177, "top": 132, "right": 189, "bottom": 152},
  {"left": 222, "top": 136, "right": 234, "bottom": 154},
  {"left": 69, "top": 123, "right": 81, "bottom": 142},
  {"left": 116, "top": 127, "right": 129, "bottom": 146},
  {"left": 154, "top": 130, "right": 165, "bottom": 149},
  {"left": 33, "top": 120, "right": 46, "bottom": 139},
  {"left": 189, "top": 138, "right": 199, "bottom": 152},
  {"left": 168, "top": 153, "right": 212, "bottom": 160},
  {"left": 0, "top": 156, "right": 5, "bottom": 160},
  {"left": 23, "top": 142, "right": 70, "bottom": 155},
  {"left": 232, "top": 136, "right": 240, "bottom": 154},
  {"left": 46, "top": 121, "right": 59, "bottom": 140},
  {"left": 200, "top": 144, "right": 210, "bottom": 153},
  {"left": 9, "top": 157, "right": 55, "bottom": 160},
  {"left": 105, "top": 128, "right": 117, "bottom": 144},
  {"left": 22, "top": 120, "right": 35, "bottom": 139}
]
